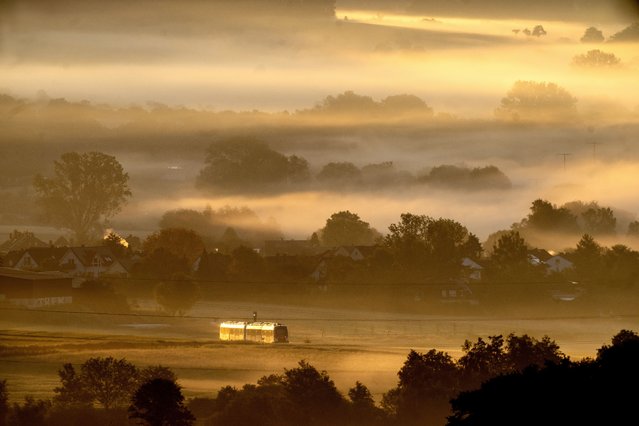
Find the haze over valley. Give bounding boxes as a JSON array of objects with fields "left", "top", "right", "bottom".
[{"left": 1, "top": 1, "right": 639, "bottom": 425}]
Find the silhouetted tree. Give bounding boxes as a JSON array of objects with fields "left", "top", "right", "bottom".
[
  {"left": 628, "top": 220, "right": 639, "bottom": 237},
  {"left": 603, "top": 244, "right": 639, "bottom": 288},
  {"left": 8, "top": 397, "right": 50, "bottom": 426},
  {"left": 385, "top": 349, "right": 459, "bottom": 426},
  {"left": 54, "top": 364, "right": 93, "bottom": 408},
  {"left": 316, "top": 162, "right": 362, "bottom": 183},
  {"left": 609, "top": 22, "right": 639, "bottom": 42},
  {"left": 282, "top": 360, "right": 346, "bottom": 425},
  {"left": 55, "top": 357, "right": 139, "bottom": 410},
  {"left": 531, "top": 25, "right": 546, "bottom": 37},
  {"left": 142, "top": 228, "right": 205, "bottom": 265},
  {"left": 102, "top": 232, "right": 128, "bottom": 257},
  {"left": 133, "top": 247, "right": 190, "bottom": 280},
  {"left": 384, "top": 213, "right": 481, "bottom": 280},
  {"left": 380, "top": 94, "right": 433, "bottom": 116},
  {"left": 128, "top": 379, "right": 195, "bottom": 426},
  {"left": 33, "top": 152, "right": 131, "bottom": 243},
  {"left": 347, "top": 382, "right": 385, "bottom": 426},
  {"left": 0, "top": 380, "right": 8, "bottom": 426},
  {"left": 573, "top": 49, "right": 621, "bottom": 67},
  {"left": 504, "top": 333, "right": 564, "bottom": 372},
  {"left": 313, "top": 91, "right": 379, "bottom": 115},
  {"left": 448, "top": 329, "right": 639, "bottom": 426},
  {"left": 580, "top": 26, "right": 604, "bottom": 43},
  {"left": 486, "top": 230, "right": 544, "bottom": 283},
  {"left": 421, "top": 165, "right": 511, "bottom": 190},
  {"left": 196, "top": 138, "right": 309, "bottom": 191},
  {"left": 320, "top": 211, "right": 380, "bottom": 247},
  {"left": 458, "top": 335, "right": 507, "bottom": 390},
  {"left": 571, "top": 234, "right": 604, "bottom": 284},
  {"left": 523, "top": 199, "right": 579, "bottom": 233},
  {"left": 138, "top": 366, "right": 178, "bottom": 386},
  {"left": 581, "top": 206, "right": 616, "bottom": 235},
  {"left": 496, "top": 81, "right": 577, "bottom": 121}
]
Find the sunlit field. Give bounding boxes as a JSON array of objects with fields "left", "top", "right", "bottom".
[{"left": 2, "top": 299, "right": 638, "bottom": 405}]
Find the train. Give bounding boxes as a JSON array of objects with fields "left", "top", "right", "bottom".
[{"left": 219, "top": 321, "right": 289, "bottom": 343}]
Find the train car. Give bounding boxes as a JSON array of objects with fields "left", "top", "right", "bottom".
[
  {"left": 219, "top": 321, "right": 288, "bottom": 343},
  {"left": 245, "top": 322, "right": 289, "bottom": 343},
  {"left": 219, "top": 321, "right": 248, "bottom": 341}
]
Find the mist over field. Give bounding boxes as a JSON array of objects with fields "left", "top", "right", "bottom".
[{"left": 2, "top": 2, "right": 639, "bottom": 423}]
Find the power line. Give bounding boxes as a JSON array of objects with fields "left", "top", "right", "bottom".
[
  {"left": 589, "top": 141, "right": 602, "bottom": 162},
  {"left": 557, "top": 153, "right": 571, "bottom": 171},
  {"left": 2, "top": 306, "right": 639, "bottom": 322}
]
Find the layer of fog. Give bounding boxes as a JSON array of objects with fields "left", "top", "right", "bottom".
[
  {"left": 1, "top": 3, "right": 638, "bottom": 115},
  {"left": 109, "top": 155, "right": 639, "bottom": 252}
]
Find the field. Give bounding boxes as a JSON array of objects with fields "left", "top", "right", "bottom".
[{"left": 2, "top": 300, "right": 638, "bottom": 405}]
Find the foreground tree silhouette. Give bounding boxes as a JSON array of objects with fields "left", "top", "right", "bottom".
[
  {"left": 34, "top": 152, "right": 131, "bottom": 244},
  {"left": 383, "top": 349, "right": 459, "bottom": 426},
  {"left": 447, "top": 330, "right": 639, "bottom": 426},
  {"left": 0, "top": 380, "right": 8, "bottom": 426},
  {"left": 55, "top": 357, "right": 139, "bottom": 409},
  {"left": 129, "top": 379, "right": 195, "bottom": 426}
]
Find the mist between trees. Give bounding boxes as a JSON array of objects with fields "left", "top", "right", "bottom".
[{"left": 2, "top": 329, "right": 638, "bottom": 425}]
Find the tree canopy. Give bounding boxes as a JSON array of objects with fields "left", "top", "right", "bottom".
[
  {"left": 129, "top": 379, "right": 195, "bottom": 426},
  {"left": 196, "top": 138, "right": 309, "bottom": 192},
  {"left": 572, "top": 49, "right": 621, "bottom": 67},
  {"left": 54, "top": 357, "right": 176, "bottom": 411},
  {"left": 320, "top": 211, "right": 380, "bottom": 247},
  {"left": 384, "top": 213, "right": 481, "bottom": 279},
  {"left": 495, "top": 81, "right": 577, "bottom": 121},
  {"left": 420, "top": 165, "right": 511, "bottom": 190},
  {"left": 580, "top": 26, "right": 605, "bottom": 43},
  {"left": 609, "top": 22, "right": 639, "bottom": 42},
  {"left": 447, "top": 330, "right": 639, "bottom": 426},
  {"left": 33, "top": 152, "right": 131, "bottom": 243}
]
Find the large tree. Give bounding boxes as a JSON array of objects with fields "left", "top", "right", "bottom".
[
  {"left": 523, "top": 199, "right": 579, "bottom": 233},
  {"left": 142, "top": 228, "right": 205, "bottom": 265},
  {"left": 320, "top": 211, "right": 380, "bottom": 247},
  {"left": 495, "top": 81, "right": 577, "bottom": 121},
  {"left": 196, "top": 138, "right": 309, "bottom": 191},
  {"left": 55, "top": 357, "right": 139, "bottom": 410},
  {"left": 128, "top": 379, "right": 195, "bottom": 426},
  {"left": 34, "top": 152, "right": 131, "bottom": 243},
  {"left": 384, "top": 213, "right": 481, "bottom": 279}
]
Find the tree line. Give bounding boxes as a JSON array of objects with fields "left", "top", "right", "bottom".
[{"left": 2, "top": 329, "right": 638, "bottom": 425}]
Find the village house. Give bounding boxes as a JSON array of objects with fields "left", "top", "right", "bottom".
[
  {"left": 58, "top": 246, "right": 131, "bottom": 279},
  {"left": 8, "top": 247, "right": 68, "bottom": 271}
]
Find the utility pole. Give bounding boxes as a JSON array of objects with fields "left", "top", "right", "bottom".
[
  {"left": 589, "top": 142, "right": 601, "bottom": 163},
  {"left": 558, "top": 153, "right": 571, "bottom": 171}
]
